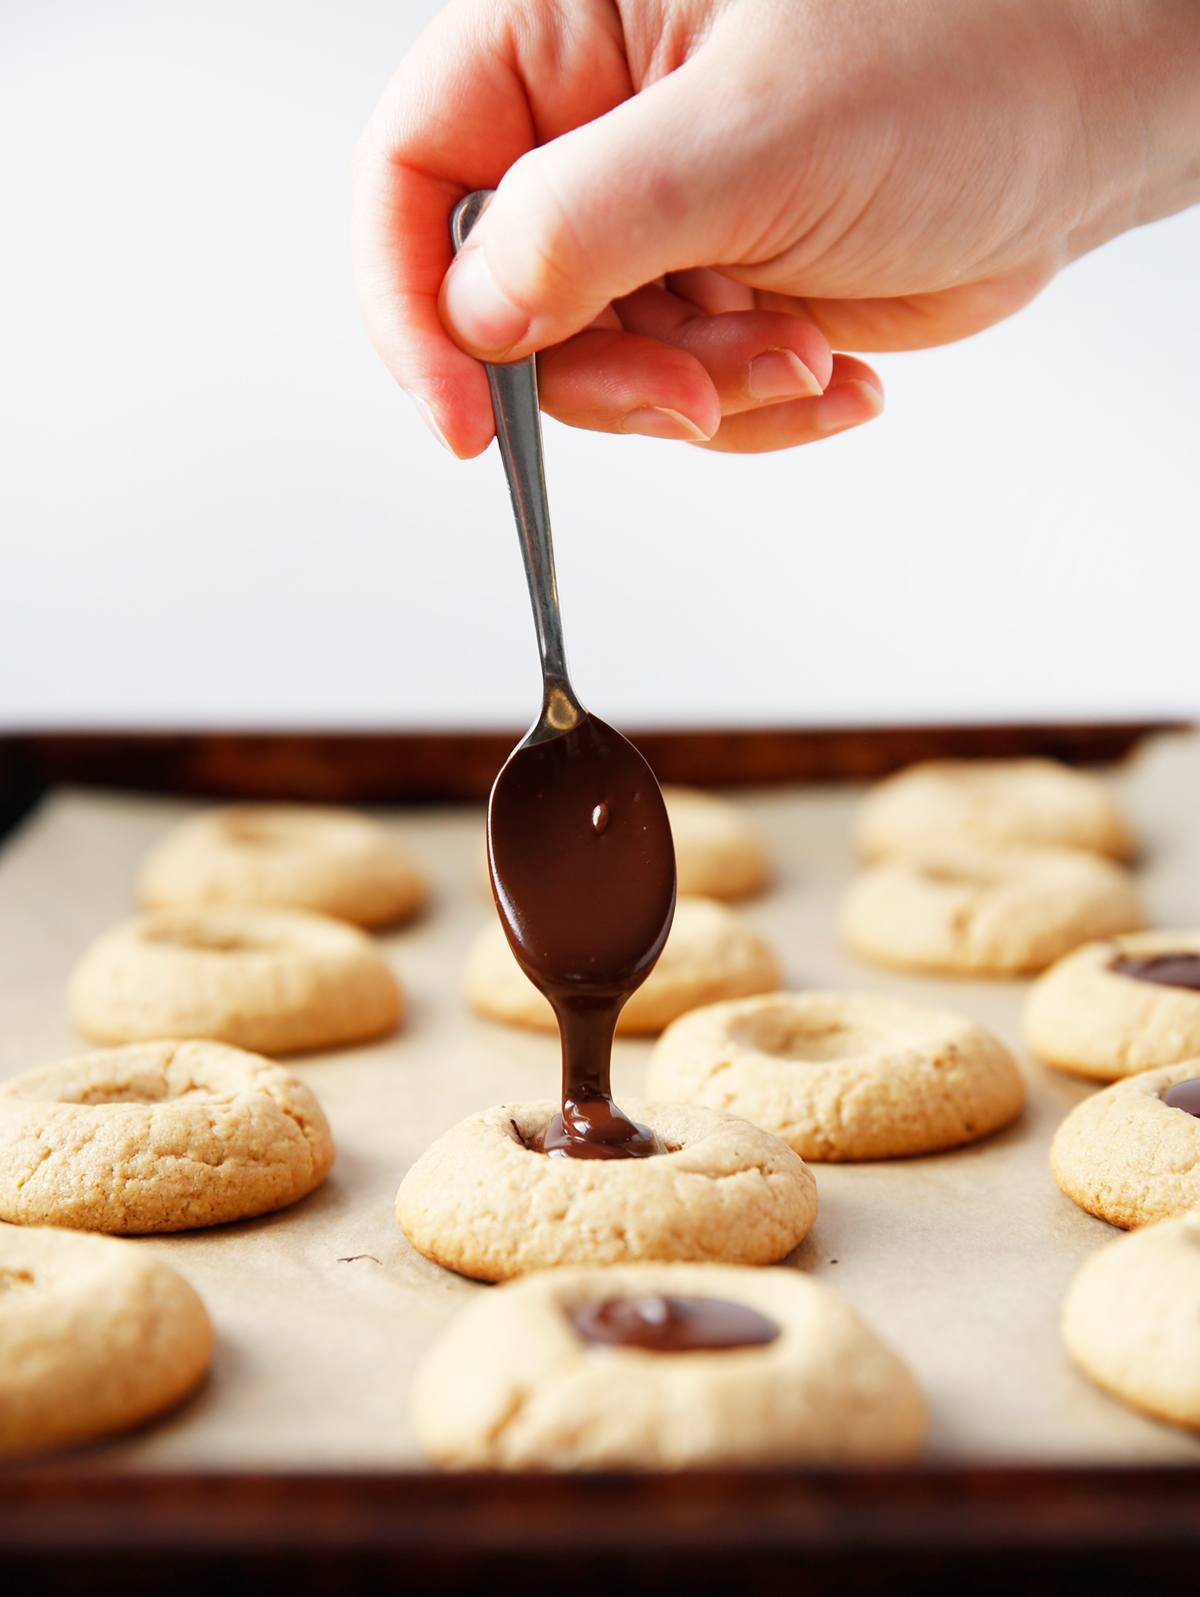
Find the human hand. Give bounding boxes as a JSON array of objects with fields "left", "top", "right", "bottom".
[{"left": 352, "top": 0, "right": 1200, "bottom": 456}]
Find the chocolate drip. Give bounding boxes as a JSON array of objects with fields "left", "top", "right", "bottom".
[
  {"left": 1163, "top": 1078, "right": 1200, "bottom": 1118},
  {"left": 568, "top": 1294, "right": 779, "bottom": 1353},
  {"left": 488, "top": 714, "right": 676, "bottom": 1160},
  {"left": 1112, "top": 952, "right": 1200, "bottom": 992}
]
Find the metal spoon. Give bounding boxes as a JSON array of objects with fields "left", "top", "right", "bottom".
[
  {"left": 450, "top": 190, "right": 583, "bottom": 744},
  {"left": 450, "top": 191, "right": 676, "bottom": 1158}
]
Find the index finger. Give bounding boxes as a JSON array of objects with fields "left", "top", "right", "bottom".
[{"left": 350, "top": 0, "right": 633, "bottom": 457}]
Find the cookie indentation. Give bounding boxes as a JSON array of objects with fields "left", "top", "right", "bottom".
[
  {"left": 1164, "top": 1078, "right": 1200, "bottom": 1117},
  {"left": 1113, "top": 951, "right": 1200, "bottom": 992},
  {"left": 143, "top": 926, "right": 278, "bottom": 954},
  {"left": 728, "top": 1008, "right": 863, "bottom": 1064},
  {"left": 568, "top": 1294, "right": 779, "bottom": 1352}
]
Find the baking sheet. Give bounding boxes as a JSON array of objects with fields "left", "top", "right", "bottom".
[{"left": 3, "top": 733, "right": 1200, "bottom": 1472}]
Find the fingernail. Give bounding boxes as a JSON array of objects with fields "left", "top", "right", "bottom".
[
  {"left": 748, "top": 349, "right": 824, "bottom": 401},
  {"left": 443, "top": 247, "right": 529, "bottom": 356},
  {"left": 409, "top": 393, "right": 452, "bottom": 453},
  {"left": 816, "top": 379, "right": 885, "bottom": 434},
  {"left": 621, "top": 406, "right": 711, "bottom": 442}
]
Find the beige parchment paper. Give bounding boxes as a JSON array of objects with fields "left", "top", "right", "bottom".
[{"left": 3, "top": 732, "right": 1200, "bottom": 1472}]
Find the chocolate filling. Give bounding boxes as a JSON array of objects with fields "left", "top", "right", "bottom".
[
  {"left": 568, "top": 1294, "right": 779, "bottom": 1353},
  {"left": 488, "top": 714, "right": 676, "bottom": 1160},
  {"left": 1163, "top": 1078, "right": 1200, "bottom": 1118},
  {"left": 1112, "top": 952, "right": 1200, "bottom": 992}
]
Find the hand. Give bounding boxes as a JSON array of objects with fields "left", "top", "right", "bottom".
[{"left": 352, "top": 0, "right": 1200, "bottom": 457}]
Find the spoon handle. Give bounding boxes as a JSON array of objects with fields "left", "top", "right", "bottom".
[{"left": 451, "top": 191, "right": 585, "bottom": 738}]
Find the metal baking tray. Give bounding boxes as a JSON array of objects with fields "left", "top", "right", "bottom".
[{"left": 2, "top": 724, "right": 1197, "bottom": 1590}]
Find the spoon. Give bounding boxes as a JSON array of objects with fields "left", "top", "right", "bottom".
[{"left": 451, "top": 191, "right": 677, "bottom": 1159}]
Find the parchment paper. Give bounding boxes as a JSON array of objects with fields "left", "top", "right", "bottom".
[{"left": 3, "top": 733, "right": 1200, "bottom": 1471}]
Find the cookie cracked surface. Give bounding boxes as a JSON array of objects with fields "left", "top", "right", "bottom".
[
  {"left": 0, "top": 1039, "right": 335, "bottom": 1232},
  {"left": 395, "top": 1100, "right": 817, "bottom": 1282},
  {"left": 412, "top": 1262, "right": 926, "bottom": 1470},
  {"left": 646, "top": 991, "right": 1025, "bottom": 1161},
  {"left": 0, "top": 1223, "right": 213, "bottom": 1456}
]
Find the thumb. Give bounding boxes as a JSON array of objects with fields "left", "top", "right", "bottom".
[{"left": 440, "top": 50, "right": 755, "bottom": 360}]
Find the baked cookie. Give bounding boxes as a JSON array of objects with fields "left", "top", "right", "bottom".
[
  {"left": 412, "top": 1262, "right": 926, "bottom": 1469},
  {"left": 68, "top": 905, "right": 402, "bottom": 1055},
  {"left": 1062, "top": 1215, "right": 1200, "bottom": 1432},
  {"left": 1050, "top": 1061, "right": 1200, "bottom": 1228},
  {"left": 0, "top": 1040, "right": 335, "bottom": 1233},
  {"left": 646, "top": 991, "right": 1025, "bottom": 1161},
  {"left": 1, "top": 1223, "right": 213, "bottom": 1457},
  {"left": 137, "top": 804, "right": 427, "bottom": 929},
  {"left": 839, "top": 846, "right": 1143, "bottom": 976},
  {"left": 464, "top": 896, "right": 781, "bottom": 1036},
  {"left": 1025, "top": 932, "right": 1200, "bottom": 1080},
  {"left": 660, "top": 786, "right": 771, "bottom": 900},
  {"left": 856, "top": 758, "right": 1134, "bottom": 861},
  {"left": 396, "top": 1100, "right": 817, "bottom": 1282}
]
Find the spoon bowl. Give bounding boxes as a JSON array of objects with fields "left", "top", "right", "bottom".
[{"left": 488, "top": 716, "right": 675, "bottom": 998}]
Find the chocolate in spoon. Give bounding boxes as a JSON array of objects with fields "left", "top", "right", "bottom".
[{"left": 451, "top": 192, "right": 676, "bottom": 1160}]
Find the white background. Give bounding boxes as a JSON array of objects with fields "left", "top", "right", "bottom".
[{"left": 1, "top": 0, "right": 1197, "bottom": 732}]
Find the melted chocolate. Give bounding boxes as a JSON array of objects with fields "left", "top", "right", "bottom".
[
  {"left": 1112, "top": 952, "right": 1200, "bottom": 992},
  {"left": 488, "top": 714, "right": 676, "bottom": 1160},
  {"left": 569, "top": 1295, "right": 779, "bottom": 1352},
  {"left": 1163, "top": 1078, "right": 1200, "bottom": 1118}
]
